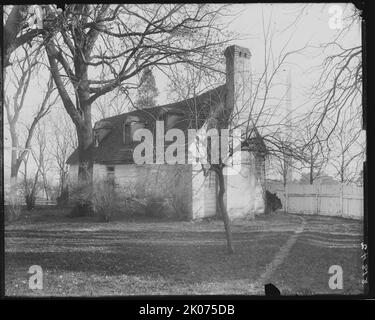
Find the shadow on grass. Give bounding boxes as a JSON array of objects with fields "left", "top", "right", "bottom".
[{"left": 5, "top": 228, "right": 290, "bottom": 283}]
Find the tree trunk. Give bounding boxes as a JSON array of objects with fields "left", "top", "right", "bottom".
[
  {"left": 60, "top": 170, "right": 66, "bottom": 195},
  {"left": 4, "top": 6, "right": 26, "bottom": 67},
  {"left": 10, "top": 147, "right": 18, "bottom": 178},
  {"left": 76, "top": 105, "right": 93, "bottom": 182},
  {"left": 43, "top": 177, "right": 49, "bottom": 200},
  {"left": 45, "top": 39, "right": 94, "bottom": 183},
  {"left": 76, "top": 66, "right": 94, "bottom": 182},
  {"left": 25, "top": 170, "right": 39, "bottom": 211},
  {"left": 9, "top": 125, "right": 21, "bottom": 209},
  {"left": 216, "top": 167, "right": 234, "bottom": 254},
  {"left": 9, "top": 123, "right": 22, "bottom": 179}
]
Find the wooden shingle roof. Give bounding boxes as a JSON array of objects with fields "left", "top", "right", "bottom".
[{"left": 67, "top": 85, "right": 227, "bottom": 165}]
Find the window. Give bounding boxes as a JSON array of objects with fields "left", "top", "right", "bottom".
[
  {"left": 166, "top": 113, "right": 184, "bottom": 130},
  {"left": 158, "top": 110, "right": 184, "bottom": 130},
  {"left": 123, "top": 122, "right": 131, "bottom": 144},
  {"left": 131, "top": 121, "right": 145, "bottom": 136},
  {"left": 106, "top": 166, "right": 115, "bottom": 186},
  {"left": 124, "top": 116, "right": 144, "bottom": 144}
]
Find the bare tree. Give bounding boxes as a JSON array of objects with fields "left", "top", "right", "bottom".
[
  {"left": 4, "top": 50, "right": 56, "bottom": 181},
  {"left": 48, "top": 113, "right": 78, "bottom": 196},
  {"left": 3, "top": 5, "right": 62, "bottom": 68},
  {"left": 20, "top": 152, "right": 40, "bottom": 211},
  {"left": 92, "top": 90, "right": 132, "bottom": 122},
  {"left": 3, "top": 5, "right": 40, "bottom": 67},
  {"left": 270, "top": 139, "right": 295, "bottom": 187},
  {"left": 167, "top": 11, "right": 311, "bottom": 253},
  {"left": 329, "top": 112, "right": 365, "bottom": 184},
  {"left": 166, "top": 61, "right": 224, "bottom": 103},
  {"left": 296, "top": 123, "right": 330, "bottom": 184},
  {"left": 307, "top": 5, "right": 362, "bottom": 144},
  {"left": 41, "top": 4, "right": 232, "bottom": 181},
  {"left": 34, "top": 123, "right": 54, "bottom": 200},
  {"left": 4, "top": 46, "right": 37, "bottom": 179},
  {"left": 19, "top": 122, "right": 54, "bottom": 209}
]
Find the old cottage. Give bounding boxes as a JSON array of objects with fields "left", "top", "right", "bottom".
[{"left": 67, "top": 45, "right": 267, "bottom": 220}]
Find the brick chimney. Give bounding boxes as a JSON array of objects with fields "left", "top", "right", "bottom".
[
  {"left": 224, "top": 45, "right": 252, "bottom": 129},
  {"left": 223, "top": 45, "right": 264, "bottom": 219}
]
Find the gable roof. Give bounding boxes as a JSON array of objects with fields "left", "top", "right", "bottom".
[{"left": 67, "top": 85, "right": 227, "bottom": 165}]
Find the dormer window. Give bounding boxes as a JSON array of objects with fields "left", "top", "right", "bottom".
[
  {"left": 93, "top": 120, "right": 111, "bottom": 146},
  {"left": 123, "top": 116, "right": 145, "bottom": 144},
  {"left": 158, "top": 109, "right": 184, "bottom": 131}
]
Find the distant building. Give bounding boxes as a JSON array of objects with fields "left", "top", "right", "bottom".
[{"left": 315, "top": 175, "right": 340, "bottom": 185}]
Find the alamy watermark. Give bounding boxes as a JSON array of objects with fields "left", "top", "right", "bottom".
[
  {"left": 132, "top": 121, "right": 244, "bottom": 175},
  {"left": 328, "top": 265, "right": 343, "bottom": 290},
  {"left": 28, "top": 265, "right": 43, "bottom": 290}
]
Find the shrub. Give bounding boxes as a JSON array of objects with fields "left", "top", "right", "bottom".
[
  {"left": 56, "top": 187, "right": 69, "bottom": 206},
  {"left": 5, "top": 184, "right": 23, "bottom": 222},
  {"left": 123, "top": 197, "right": 147, "bottom": 216},
  {"left": 25, "top": 193, "right": 36, "bottom": 211},
  {"left": 68, "top": 202, "right": 93, "bottom": 217},
  {"left": 68, "top": 178, "right": 121, "bottom": 221},
  {"left": 5, "top": 201, "right": 22, "bottom": 222},
  {"left": 20, "top": 178, "right": 43, "bottom": 211},
  {"left": 91, "top": 180, "right": 121, "bottom": 222},
  {"left": 67, "top": 180, "right": 94, "bottom": 217},
  {"left": 265, "top": 190, "right": 282, "bottom": 214},
  {"left": 145, "top": 196, "right": 176, "bottom": 219},
  {"left": 170, "top": 195, "right": 189, "bottom": 220}
]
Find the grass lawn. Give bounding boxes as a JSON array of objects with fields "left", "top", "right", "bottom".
[{"left": 4, "top": 208, "right": 365, "bottom": 296}]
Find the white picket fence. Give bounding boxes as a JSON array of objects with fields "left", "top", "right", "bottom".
[
  {"left": 5, "top": 197, "right": 57, "bottom": 206},
  {"left": 266, "top": 182, "right": 364, "bottom": 220}
]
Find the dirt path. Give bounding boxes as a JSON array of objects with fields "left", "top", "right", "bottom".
[{"left": 254, "top": 215, "right": 306, "bottom": 289}]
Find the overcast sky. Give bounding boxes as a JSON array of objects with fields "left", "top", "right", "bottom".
[{"left": 3, "top": 3, "right": 362, "bottom": 184}]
